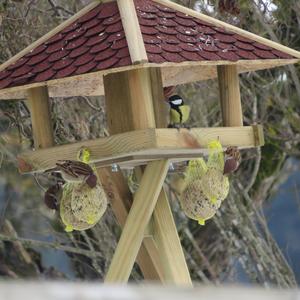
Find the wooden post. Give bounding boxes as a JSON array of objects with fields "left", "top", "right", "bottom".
[
  {"left": 105, "top": 160, "right": 169, "bottom": 282},
  {"left": 27, "top": 87, "right": 54, "bottom": 149},
  {"left": 104, "top": 68, "right": 192, "bottom": 285},
  {"left": 97, "top": 168, "right": 164, "bottom": 281},
  {"left": 217, "top": 65, "right": 243, "bottom": 127}
]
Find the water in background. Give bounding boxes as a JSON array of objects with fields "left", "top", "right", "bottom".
[{"left": 264, "top": 158, "right": 300, "bottom": 283}]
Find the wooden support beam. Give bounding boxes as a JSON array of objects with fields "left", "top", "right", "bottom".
[
  {"left": 98, "top": 167, "right": 164, "bottom": 281},
  {"left": 18, "top": 126, "right": 265, "bottom": 174},
  {"left": 152, "top": 189, "right": 192, "bottom": 285},
  {"left": 104, "top": 68, "right": 165, "bottom": 281},
  {"left": 105, "top": 160, "right": 169, "bottom": 282},
  {"left": 27, "top": 87, "right": 54, "bottom": 149},
  {"left": 217, "top": 65, "right": 243, "bottom": 127},
  {"left": 104, "top": 67, "right": 192, "bottom": 285},
  {"left": 117, "top": 0, "right": 148, "bottom": 64}
]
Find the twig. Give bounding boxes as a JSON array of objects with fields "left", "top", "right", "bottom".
[{"left": 0, "top": 234, "right": 104, "bottom": 259}]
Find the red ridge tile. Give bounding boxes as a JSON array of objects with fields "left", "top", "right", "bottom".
[
  {"left": 116, "top": 48, "right": 130, "bottom": 59},
  {"left": 253, "top": 49, "right": 277, "bottom": 59},
  {"left": 145, "top": 44, "right": 162, "bottom": 54},
  {"left": 161, "top": 44, "right": 181, "bottom": 53},
  {"left": 111, "top": 39, "right": 128, "bottom": 50},
  {"left": 217, "top": 51, "right": 239, "bottom": 61},
  {"left": 141, "top": 25, "right": 159, "bottom": 35},
  {"left": 52, "top": 58, "right": 74, "bottom": 71},
  {"left": 118, "top": 57, "right": 132, "bottom": 66},
  {"left": 180, "top": 43, "right": 200, "bottom": 52},
  {"left": 69, "top": 46, "right": 89, "bottom": 59},
  {"left": 96, "top": 57, "right": 119, "bottom": 70},
  {"left": 55, "top": 65, "right": 77, "bottom": 78},
  {"left": 180, "top": 51, "right": 202, "bottom": 61},
  {"left": 94, "top": 48, "right": 116, "bottom": 61},
  {"left": 161, "top": 52, "right": 185, "bottom": 62},
  {"left": 98, "top": 4, "right": 119, "bottom": 19},
  {"left": 90, "top": 42, "right": 110, "bottom": 54},
  {"left": 34, "top": 69, "right": 56, "bottom": 82},
  {"left": 65, "top": 28, "right": 86, "bottom": 41},
  {"left": 86, "top": 33, "right": 108, "bottom": 46},
  {"left": 235, "top": 41, "right": 255, "bottom": 51},
  {"left": 198, "top": 51, "right": 221, "bottom": 60},
  {"left": 148, "top": 53, "right": 165, "bottom": 63},
  {"left": 76, "top": 61, "right": 97, "bottom": 74},
  {"left": 48, "top": 49, "right": 69, "bottom": 62},
  {"left": 7, "top": 57, "right": 29, "bottom": 71},
  {"left": 139, "top": 18, "right": 158, "bottom": 26},
  {"left": 85, "top": 25, "right": 106, "bottom": 38},
  {"left": 27, "top": 53, "right": 48, "bottom": 66},
  {"left": 65, "top": 37, "right": 87, "bottom": 50},
  {"left": 34, "top": 61, "right": 52, "bottom": 73},
  {"left": 74, "top": 53, "right": 94, "bottom": 67},
  {"left": 0, "top": 78, "right": 12, "bottom": 89}
]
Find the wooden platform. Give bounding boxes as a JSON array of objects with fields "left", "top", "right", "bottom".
[{"left": 18, "top": 125, "right": 264, "bottom": 174}]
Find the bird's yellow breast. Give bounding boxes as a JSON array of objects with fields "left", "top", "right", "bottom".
[{"left": 170, "top": 105, "right": 191, "bottom": 124}]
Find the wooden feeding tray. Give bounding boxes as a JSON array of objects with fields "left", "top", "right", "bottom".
[{"left": 18, "top": 126, "right": 264, "bottom": 173}]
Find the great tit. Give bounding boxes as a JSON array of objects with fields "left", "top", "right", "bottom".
[{"left": 168, "top": 95, "right": 191, "bottom": 128}]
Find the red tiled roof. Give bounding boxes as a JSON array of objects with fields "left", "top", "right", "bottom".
[
  {"left": 0, "top": 2, "right": 131, "bottom": 90},
  {"left": 134, "top": 0, "right": 294, "bottom": 64},
  {"left": 0, "top": 0, "right": 296, "bottom": 91}
]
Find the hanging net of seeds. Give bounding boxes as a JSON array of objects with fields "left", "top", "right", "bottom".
[{"left": 179, "top": 140, "right": 230, "bottom": 225}]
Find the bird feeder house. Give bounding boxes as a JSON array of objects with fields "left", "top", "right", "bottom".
[{"left": 1, "top": 0, "right": 299, "bottom": 284}]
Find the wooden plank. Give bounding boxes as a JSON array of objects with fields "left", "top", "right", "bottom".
[
  {"left": 149, "top": 68, "right": 168, "bottom": 128},
  {"left": 153, "top": 0, "right": 300, "bottom": 59},
  {"left": 104, "top": 69, "right": 156, "bottom": 132},
  {"left": 104, "top": 67, "right": 165, "bottom": 281},
  {"left": 152, "top": 189, "right": 192, "bottom": 285},
  {"left": 97, "top": 167, "right": 163, "bottom": 281},
  {"left": 0, "top": 59, "right": 299, "bottom": 100},
  {"left": 27, "top": 87, "right": 54, "bottom": 149},
  {"left": 217, "top": 65, "right": 243, "bottom": 127},
  {"left": 117, "top": 0, "right": 148, "bottom": 64},
  {"left": 17, "top": 126, "right": 264, "bottom": 173},
  {"left": 0, "top": 1, "right": 103, "bottom": 73},
  {"left": 105, "top": 160, "right": 170, "bottom": 282}
]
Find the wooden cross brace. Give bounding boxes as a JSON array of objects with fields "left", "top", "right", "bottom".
[{"left": 25, "top": 65, "right": 245, "bottom": 285}]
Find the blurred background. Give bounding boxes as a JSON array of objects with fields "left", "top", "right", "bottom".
[{"left": 0, "top": 0, "right": 299, "bottom": 286}]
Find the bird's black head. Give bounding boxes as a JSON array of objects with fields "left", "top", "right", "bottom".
[{"left": 168, "top": 95, "right": 184, "bottom": 107}]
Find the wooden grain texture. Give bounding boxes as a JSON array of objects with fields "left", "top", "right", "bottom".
[
  {"left": 104, "top": 69, "right": 156, "bottom": 132},
  {"left": 27, "top": 87, "right": 54, "bottom": 149},
  {"left": 97, "top": 167, "right": 163, "bottom": 281},
  {"left": 217, "top": 65, "right": 243, "bottom": 127},
  {"left": 149, "top": 68, "right": 168, "bottom": 128},
  {"left": 152, "top": 189, "right": 192, "bottom": 285},
  {"left": 105, "top": 160, "right": 170, "bottom": 282},
  {"left": 104, "top": 67, "right": 165, "bottom": 281},
  {"left": 18, "top": 126, "right": 264, "bottom": 173},
  {"left": 117, "top": 0, "right": 148, "bottom": 64},
  {"left": 153, "top": 0, "right": 300, "bottom": 59},
  {"left": 0, "top": 59, "right": 299, "bottom": 100},
  {"left": 104, "top": 66, "right": 191, "bottom": 284}
]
